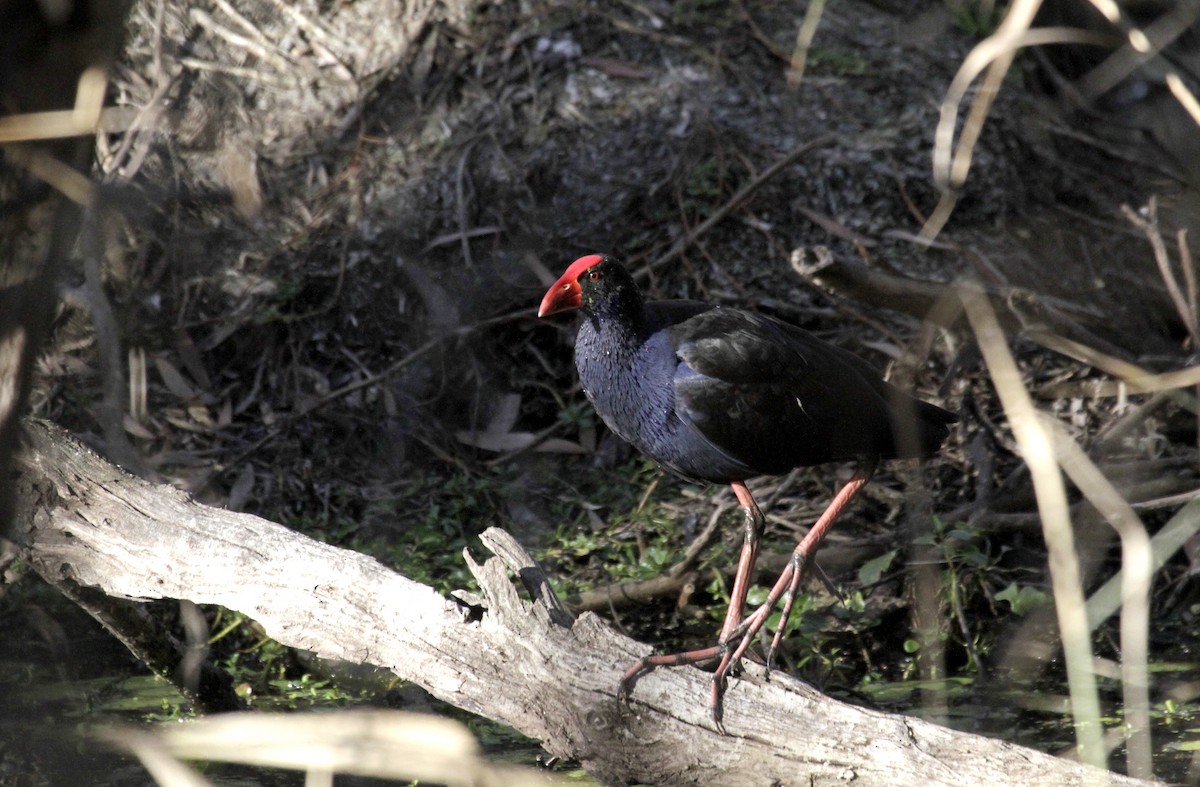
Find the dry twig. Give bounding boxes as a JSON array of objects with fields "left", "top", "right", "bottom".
[
  {"left": 642, "top": 134, "right": 835, "bottom": 279},
  {"left": 960, "top": 285, "right": 1105, "bottom": 769},
  {"left": 1045, "top": 415, "right": 1153, "bottom": 779},
  {"left": 924, "top": 16, "right": 1114, "bottom": 240}
]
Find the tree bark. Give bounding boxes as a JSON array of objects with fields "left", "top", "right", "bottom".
[{"left": 13, "top": 419, "right": 1143, "bottom": 787}]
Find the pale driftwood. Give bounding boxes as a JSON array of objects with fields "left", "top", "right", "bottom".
[{"left": 14, "top": 420, "right": 1142, "bottom": 786}]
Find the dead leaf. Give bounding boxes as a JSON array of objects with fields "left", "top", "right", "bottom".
[
  {"left": 455, "top": 430, "right": 586, "bottom": 454},
  {"left": 154, "top": 355, "right": 200, "bottom": 400},
  {"left": 486, "top": 393, "right": 522, "bottom": 435},
  {"left": 123, "top": 413, "right": 156, "bottom": 440}
]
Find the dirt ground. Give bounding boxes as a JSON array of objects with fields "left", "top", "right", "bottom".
[
  {"left": 39, "top": 0, "right": 1193, "bottom": 513},
  {"left": 11, "top": 0, "right": 1200, "bottom": 780}
]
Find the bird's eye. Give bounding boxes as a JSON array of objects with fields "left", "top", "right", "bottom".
[{"left": 588, "top": 270, "right": 601, "bottom": 281}]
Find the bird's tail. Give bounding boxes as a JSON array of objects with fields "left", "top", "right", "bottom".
[{"left": 887, "top": 394, "right": 957, "bottom": 459}]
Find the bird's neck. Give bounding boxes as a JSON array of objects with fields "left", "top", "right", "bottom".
[
  {"left": 586, "top": 289, "right": 653, "bottom": 345},
  {"left": 575, "top": 302, "right": 678, "bottom": 459},
  {"left": 584, "top": 307, "right": 652, "bottom": 352}
]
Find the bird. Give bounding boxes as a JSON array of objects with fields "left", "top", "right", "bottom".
[{"left": 538, "top": 254, "right": 955, "bottom": 724}]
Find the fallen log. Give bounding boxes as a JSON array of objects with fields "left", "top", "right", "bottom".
[{"left": 13, "top": 419, "right": 1142, "bottom": 786}]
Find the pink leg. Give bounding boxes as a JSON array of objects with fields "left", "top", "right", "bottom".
[
  {"left": 619, "top": 460, "right": 878, "bottom": 727},
  {"left": 710, "top": 460, "right": 878, "bottom": 721},
  {"left": 719, "top": 481, "right": 764, "bottom": 641},
  {"left": 619, "top": 481, "right": 764, "bottom": 722}
]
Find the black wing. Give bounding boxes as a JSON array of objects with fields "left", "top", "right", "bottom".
[{"left": 667, "top": 307, "right": 952, "bottom": 472}]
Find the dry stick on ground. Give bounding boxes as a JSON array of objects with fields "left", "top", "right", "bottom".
[
  {"left": 1122, "top": 198, "right": 1200, "bottom": 468},
  {"left": 960, "top": 286, "right": 1106, "bottom": 770},
  {"left": 923, "top": 15, "right": 1113, "bottom": 240},
  {"left": 1122, "top": 198, "right": 1200, "bottom": 346},
  {"left": 788, "top": 244, "right": 1128, "bottom": 359},
  {"left": 1025, "top": 330, "right": 1200, "bottom": 416},
  {"left": 13, "top": 419, "right": 1148, "bottom": 787},
  {"left": 924, "top": 0, "right": 1038, "bottom": 241},
  {"left": 640, "top": 134, "right": 835, "bottom": 280},
  {"left": 790, "top": 247, "right": 953, "bottom": 326},
  {"left": 1043, "top": 414, "right": 1154, "bottom": 780},
  {"left": 565, "top": 501, "right": 731, "bottom": 613}
]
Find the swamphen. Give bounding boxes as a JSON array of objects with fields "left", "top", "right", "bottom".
[{"left": 538, "top": 254, "right": 955, "bottom": 723}]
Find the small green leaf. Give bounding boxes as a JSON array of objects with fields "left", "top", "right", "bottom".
[
  {"left": 857, "top": 549, "right": 898, "bottom": 586},
  {"left": 996, "top": 582, "right": 1050, "bottom": 616},
  {"left": 903, "top": 639, "right": 921, "bottom": 653},
  {"left": 641, "top": 545, "right": 671, "bottom": 570},
  {"left": 746, "top": 585, "right": 768, "bottom": 607}
]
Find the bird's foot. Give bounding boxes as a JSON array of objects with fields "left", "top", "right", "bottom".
[
  {"left": 620, "top": 556, "right": 815, "bottom": 725},
  {"left": 710, "top": 670, "right": 729, "bottom": 732},
  {"left": 766, "top": 550, "right": 810, "bottom": 667},
  {"left": 620, "top": 612, "right": 796, "bottom": 728},
  {"left": 618, "top": 641, "right": 743, "bottom": 729},
  {"left": 620, "top": 568, "right": 805, "bottom": 725},
  {"left": 618, "top": 644, "right": 724, "bottom": 703}
]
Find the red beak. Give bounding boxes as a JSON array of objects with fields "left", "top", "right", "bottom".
[
  {"left": 537, "top": 255, "right": 603, "bottom": 317},
  {"left": 538, "top": 277, "right": 581, "bottom": 317}
]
